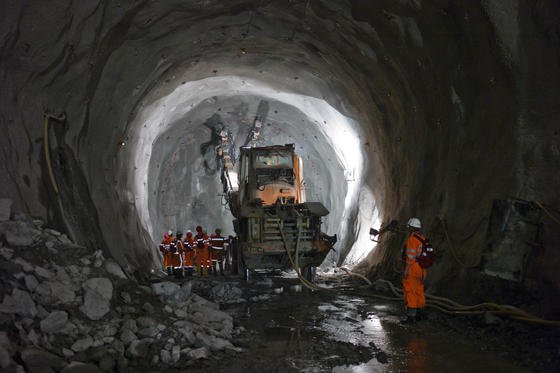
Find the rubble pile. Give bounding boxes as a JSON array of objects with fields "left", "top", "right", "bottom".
[{"left": 0, "top": 199, "right": 243, "bottom": 372}]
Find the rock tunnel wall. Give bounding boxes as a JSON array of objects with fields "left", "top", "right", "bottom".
[{"left": 1, "top": 1, "right": 559, "bottom": 313}]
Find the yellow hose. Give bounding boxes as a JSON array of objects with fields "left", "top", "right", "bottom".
[
  {"left": 340, "top": 267, "right": 372, "bottom": 285},
  {"left": 372, "top": 279, "right": 560, "bottom": 327},
  {"left": 278, "top": 222, "right": 329, "bottom": 291},
  {"left": 44, "top": 115, "right": 59, "bottom": 194},
  {"left": 440, "top": 218, "right": 480, "bottom": 269},
  {"left": 43, "top": 111, "right": 66, "bottom": 194},
  {"left": 535, "top": 201, "right": 560, "bottom": 226},
  {"left": 277, "top": 229, "right": 559, "bottom": 326}
]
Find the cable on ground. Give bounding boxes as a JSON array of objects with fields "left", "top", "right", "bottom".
[{"left": 535, "top": 201, "right": 560, "bottom": 226}]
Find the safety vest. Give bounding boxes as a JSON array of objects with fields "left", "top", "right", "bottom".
[
  {"left": 210, "top": 234, "right": 226, "bottom": 251},
  {"left": 403, "top": 232, "right": 425, "bottom": 265},
  {"left": 195, "top": 234, "right": 209, "bottom": 250},
  {"left": 184, "top": 237, "right": 195, "bottom": 250}
]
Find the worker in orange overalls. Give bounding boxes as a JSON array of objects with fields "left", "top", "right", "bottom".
[
  {"left": 194, "top": 226, "right": 210, "bottom": 277},
  {"left": 159, "top": 230, "right": 175, "bottom": 275},
  {"left": 210, "top": 228, "right": 226, "bottom": 276},
  {"left": 401, "top": 217, "right": 427, "bottom": 323},
  {"left": 183, "top": 230, "right": 196, "bottom": 276}
]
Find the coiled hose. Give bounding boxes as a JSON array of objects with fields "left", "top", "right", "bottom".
[
  {"left": 342, "top": 270, "right": 560, "bottom": 327},
  {"left": 279, "top": 216, "right": 559, "bottom": 327},
  {"left": 278, "top": 222, "right": 331, "bottom": 292}
]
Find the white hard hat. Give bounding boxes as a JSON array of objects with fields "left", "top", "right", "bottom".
[
  {"left": 407, "top": 218, "right": 422, "bottom": 229},
  {"left": 167, "top": 230, "right": 173, "bottom": 235}
]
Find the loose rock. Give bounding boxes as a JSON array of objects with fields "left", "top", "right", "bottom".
[
  {"left": 142, "top": 302, "right": 154, "bottom": 313},
  {"left": 104, "top": 259, "right": 127, "bottom": 279},
  {"left": 0, "top": 288, "right": 37, "bottom": 317},
  {"left": 24, "top": 274, "right": 39, "bottom": 292},
  {"left": 21, "top": 348, "right": 66, "bottom": 371},
  {"left": 48, "top": 281, "right": 76, "bottom": 304},
  {"left": 187, "top": 346, "right": 209, "bottom": 360},
  {"left": 119, "top": 329, "right": 137, "bottom": 346},
  {"left": 136, "top": 316, "right": 157, "bottom": 328},
  {"left": 0, "top": 198, "right": 12, "bottom": 222},
  {"left": 0, "top": 346, "right": 10, "bottom": 369},
  {"left": 0, "top": 221, "right": 41, "bottom": 246},
  {"left": 126, "top": 338, "right": 152, "bottom": 358},
  {"left": 151, "top": 282, "right": 180, "bottom": 297},
  {"left": 34, "top": 265, "right": 54, "bottom": 279},
  {"left": 61, "top": 361, "right": 102, "bottom": 373},
  {"left": 14, "top": 257, "right": 33, "bottom": 272},
  {"left": 121, "top": 319, "right": 138, "bottom": 333},
  {"left": 80, "top": 278, "right": 113, "bottom": 320},
  {"left": 40, "top": 310, "right": 68, "bottom": 334},
  {"left": 211, "top": 283, "right": 243, "bottom": 303},
  {"left": 71, "top": 336, "right": 94, "bottom": 352},
  {"left": 195, "top": 332, "right": 234, "bottom": 351},
  {"left": 27, "top": 329, "right": 39, "bottom": 345}
]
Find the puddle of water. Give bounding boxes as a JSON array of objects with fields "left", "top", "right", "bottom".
[
  {"left": 291, "top": 284, "right": 303, "bottom": 292},
  {"left": 333, "top": 358, "right": 387, "bottom": 373},
  {"left": 228, "top": 273, "right": 532, "bottom": 373}
]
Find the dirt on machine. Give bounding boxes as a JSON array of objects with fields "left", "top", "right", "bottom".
[{"left": 222, "top": 143, "right": 337, "bottom": 279}]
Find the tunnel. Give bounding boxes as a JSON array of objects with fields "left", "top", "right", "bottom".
[{"left": 1, "top": 0, "right": 559, "bottom": 371}]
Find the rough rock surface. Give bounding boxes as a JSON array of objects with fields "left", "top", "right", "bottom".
[
  {"left": 0, "top": 221, "right": 41, "bottom": 247},
  {"left": 211, "top": 283, "right": 244, "bottom": 303},
  {"left": 0, "top": 199, "right": 12, "bottom": 222},
  {"left": 0, "top": 215, "right": 243, "bottom": 371},
  {"left": 40, "top": 310, "right": 68, "bottom": 334},
  {"left": 21, "top": 347, "right": 66, "bottom": 371},
  {"left": 0, "top": 289, "right": 37, "bottom": 317},
  {"left": 104, "top": 259, "right": 127, "bottom": 279},
  {"left": 80, "top": 278, "right": 113, "bottom": 320}
]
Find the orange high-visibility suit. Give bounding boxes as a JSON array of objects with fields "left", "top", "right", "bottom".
[
  {"left": 183, "top": 232, "right": 196, "bottom": 275},
  {"left": 160, "top": 234, "right": 175, "bottom": 270},
  {"left": 402, "top": 232, "right": 427, "bottom": 311},
  {"left": 210, "top": 232, "right": 226, "bottom": 276},
  {"left": 195, "top": 232, "right": 211, "bottom": 276}
]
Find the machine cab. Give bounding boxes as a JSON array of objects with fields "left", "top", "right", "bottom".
[{"left": 238, "top": 144, "right": 305, "bottom": 206}]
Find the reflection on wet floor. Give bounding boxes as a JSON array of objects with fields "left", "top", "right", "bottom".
[{"left": 230, "top": 272, "right": 529, "bottom": 372}]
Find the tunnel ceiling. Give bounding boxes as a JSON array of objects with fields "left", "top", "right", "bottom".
[{"left": 1, "top": 0, "right": 559, "bottom": 311}]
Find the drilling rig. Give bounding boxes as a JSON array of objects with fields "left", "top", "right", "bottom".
[{"left": 222, "top": 143, "right": 337, "bottom": 279}]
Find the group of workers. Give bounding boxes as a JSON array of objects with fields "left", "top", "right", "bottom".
[
  {"left": 159, "top": 225, "right": 228, "bottom": 277},
  {"left": 159, "top": 217, "right": 427, "bottom": 322}
]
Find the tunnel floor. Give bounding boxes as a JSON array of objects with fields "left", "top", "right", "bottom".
[
  {"left": 185, "top": 271, "right": 551, "bottom": 373},
  {"left": 0, "top": 217, "right": 557, "bottom": 372}
]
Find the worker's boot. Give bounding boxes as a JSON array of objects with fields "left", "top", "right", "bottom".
[
  {"left": 400, "top": 316, "right": 416, "bottom": 325},
  {"left": 219, "top": 262, "right": 224, "bottom": 276},
  {"left": 416, "top": 308, "right": 427, "bottom": 321},
  {"left": 166, "top": 267, "right": 172, "bottom": 276},
  {"left": 401, "top": 308, "right": 417, "bottom": 324}
]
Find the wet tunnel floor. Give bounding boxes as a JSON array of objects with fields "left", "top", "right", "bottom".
[{"left": 193, "top": 271, "right": 548, "bottom": 372}]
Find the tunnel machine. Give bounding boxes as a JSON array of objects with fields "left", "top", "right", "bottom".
[{"left": 224, "top": 144, "right": 337, "bottom": 279}]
